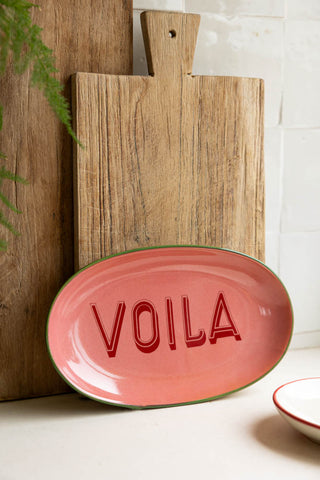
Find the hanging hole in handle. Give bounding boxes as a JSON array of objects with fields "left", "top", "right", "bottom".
[{"left": 169, "top": 30, "right": 176, "bottom": 38}]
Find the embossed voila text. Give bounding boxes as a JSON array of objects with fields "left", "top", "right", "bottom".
[{"left": 91, "top": 292, "right": 241, "bottom": 358}]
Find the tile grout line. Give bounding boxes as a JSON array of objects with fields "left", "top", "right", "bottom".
[{"left": 294, "top": 329, "right": 320, "bottom": 335}]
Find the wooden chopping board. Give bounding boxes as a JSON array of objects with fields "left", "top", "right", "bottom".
[
  {"left": 0, "top": 0, "right": 132, "bottom": 401},
  {"left": 73, "top": 10, "right": 264, "bottom": 271}
]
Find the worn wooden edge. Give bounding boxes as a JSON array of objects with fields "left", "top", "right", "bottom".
[
  {"left": 259, "top": 77, "right": 265, "bottom": 263},
  {"left": 72, "top": 74, "right": 80, "bottom": 272},
  {"left": 71, "top": 71, "right": 264, "bottom": 83}
]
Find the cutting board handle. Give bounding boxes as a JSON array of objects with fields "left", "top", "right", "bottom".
[{"left": 141, "top": 11, "right": 200, "bottom": 77}]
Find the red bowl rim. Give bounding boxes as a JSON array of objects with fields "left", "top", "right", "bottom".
[{"left": 273, "top": 377, "right": 320, "bottom": 430}]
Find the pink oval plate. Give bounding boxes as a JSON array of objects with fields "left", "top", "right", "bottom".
[
  {"left": 47, "top": 246, "right": 293, "bottom": 408},
  {"left": 273, "top": 378, "right": 320, "bottom": 443}
]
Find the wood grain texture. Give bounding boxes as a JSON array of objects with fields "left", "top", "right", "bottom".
[
  {"left": 73, "top": 10, "right": 264, "bottom": 271},
  {"left": 0, "top": 0, "right": 132, "bottom": 400}
]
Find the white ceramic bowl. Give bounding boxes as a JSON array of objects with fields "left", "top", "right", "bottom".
[{"left": 273, "top": 378, "right": 320, "bottom": 444}]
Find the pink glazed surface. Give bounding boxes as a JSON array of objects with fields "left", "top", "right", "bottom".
[{"left": 47, "top": 247, "right": 293, "bottom": 407}]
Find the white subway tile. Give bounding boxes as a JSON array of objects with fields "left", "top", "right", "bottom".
[
  {"left": 280, "top": 232, "right": 320, "bottom": 333},
  {"left": 186, "top": 0, "right": 285, "bottom": 17},
  {"left": 281, "top": 129, "right": 320, "bottom": 232},
  {"left": 265, "top": 128, "right": 282, "bottom": 232},
  {"left": 290, "top": 330, "right": 320, "bottom": 349},
  {"left": 287, "top": 0, "right": 320, "bottom": 20},
  {"left": 283, "top": 20, "right": 320, "bottom": 127},
  {"left": 133, "top": 0, "right": 184, "bottom": 11},
  {"left": 265, "top": 231, "right": 280, "bottom": 275},
  {"left": 133, "top": 10, "right": 148, "bottom": 76},
  {"left": 192, "top": 14, "right": 283, "bottom": 126}
]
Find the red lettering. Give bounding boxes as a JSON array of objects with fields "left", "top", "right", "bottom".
[
  {"left": 92, "top": 292, "right": 241, "bottom": 357},
  {"left": 166, "top": 297, "right": 176, "bottom": 350},
  {"left": 182, "top": 295, "right": 206, "bottom": 348},
  {"left": 132, "top": 300, "right": 160, "bottom": 353},
  {"left": 209, "top": 292, "right": 241, "bottom": 344},
  {"left": 91, "top": 302, "right": 126, "bottom": 358}
]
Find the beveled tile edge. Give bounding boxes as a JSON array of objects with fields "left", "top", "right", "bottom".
[{"left": 290, "top": 330, "right": 320, "bottom": 349}]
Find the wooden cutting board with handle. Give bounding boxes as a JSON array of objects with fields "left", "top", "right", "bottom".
[{"left": 73, "top": 10, "right": 264, "bottom": 271}]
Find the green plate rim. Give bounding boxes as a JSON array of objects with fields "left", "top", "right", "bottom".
[{"left": 46, "top": 244, "right": 294, "bottom": 409}]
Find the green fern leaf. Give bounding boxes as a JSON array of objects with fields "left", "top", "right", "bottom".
[
  {"left": 0, "top": 165, "right": 28, "bottom": 184},
  {"left": 0, "top": 209, "right": 19, "bottom": 235},
  {"left": 0, "top": 191, "right": 21, "bottom": 213},
  {"left": 0, "top": 238, "right": 8, "bottom": 251}
]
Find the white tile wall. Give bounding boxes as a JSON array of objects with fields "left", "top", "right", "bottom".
[
  {"left": 133, "top": 1, "right": 320, "bottom": 346},
  {"left": 287, "top": 0, "right": 320, "bottom": 20},
  {"left": 192, "top": 14, "right": 283, "bottom": 126},
  {"left": 265, "top": 232, "right": 280, "bottom": 275},
  {"left": 265, "top": 128, "right": 282, "bottom": 232},
  {"left": 280, "top": 232, "right": 320, "bottom": 334},
  {"left": 282, "top": 129, "right": 320, "bottom": 232},
  {"left": 283, "top": 20, "right": 320, "bottom": 127},
  {"left": 185, "top": 0, "right": 285, "bottom": 17}
]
